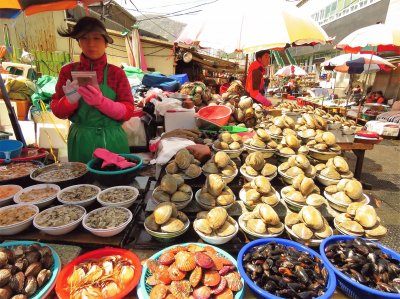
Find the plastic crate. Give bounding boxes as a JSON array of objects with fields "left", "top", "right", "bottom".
[{"left": 0, "top": 131, "right": 12, "bottom": 140}]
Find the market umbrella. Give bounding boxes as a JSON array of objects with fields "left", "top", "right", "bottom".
[
  {"left": 275, "top": 65, "right": 307, "bottom": 76},
  {"left": 0, "top": 0, "right": 101, "bottom": 18},
  {"left": 321, "top": 54, "right": 395, "bottom": 74},
  {"left": 336, "top": 23, "right": 400, "bottom": 54},
  {"left": 176, "top": 0, "right": 332, "bottom": 54}
]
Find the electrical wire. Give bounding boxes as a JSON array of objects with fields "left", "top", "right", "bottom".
[{"left": 140, "top": 0, "right": 216, "bottom": 10}]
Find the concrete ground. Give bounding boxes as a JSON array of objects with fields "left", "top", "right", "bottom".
[{"left": 344, "top": 139, "right": 400, "bottom": 251}]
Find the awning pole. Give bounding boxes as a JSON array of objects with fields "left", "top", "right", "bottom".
[{"left": 244, "top": 54, "right": 249, "bottom": 83}]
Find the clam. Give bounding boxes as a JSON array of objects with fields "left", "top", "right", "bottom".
[
  {"left": 267, "top": 140, "right": 278, "bottom": 149},
  {"left": 207, "top": 174, "right": 226, "bottom": 197},
  {"left": 320, "top": 167, "right": 341, "bottom": 180},
  {"left": 37, "top": 269, "right": 51, "bottom": 288},
  {"left": 279, "top": 147, "right": 295, "bottom": 155},
  {"left": 322, "top": 132, "right": 336, "bottom": 145},
  {"left": 229, "top": 141, "right": 241, "bottom": 150},
  {"left": 258, "top": 204, "right": 280, "bottom": 226},
  {"left": 286, "top": 190, "right": 305, "bottom": 203},
  {"left": 306, "top": 194, "right": 326, "bottom": 207},
  {"left": 198, "top": 192, "right": 216, "bottom": 207},
  {"left": 284, "top": 135, "right": 300, "bottom": 149},
  {"left": 302, "top": 129, "right": 316, "bottom": 138},
  {"left": 292, "top": 223, "right": 313, "bottom": 240},
  {"left": 268, "top": 222, "right": 284, "bottom": 234},
  {"left": 299, "top": 206, "right": 324, "bottom": 230},
  {"left": 314, "top": 220, "right": 333, "bottom": 239},
  {"left": 214, "top": 151, "right": 230, "bottom": 168},
  {"left": 245, "top": 166, "right": 258, "bottom": 176},
  {"left": 261, "top": 164, "right": 277, "bottom": 177},
  {"left": 252, "top": 176, "right": 271, "bottom": 194},
  {"left": 286, "top": 166, "right": 304, "bottom": 177},
  {"left": 221, "top": 164, "right": 236, "bottom": 176},
  {"left": 344, "top": 180, "right": 363, "bottom": 200},
  {"left": 172, "top": 174, "right": 184, "bottom": 187},
  {"left": 154, "top": 202, "right": 175, "bottom": 225},
  {"left": 24, "top": 262, "right": 42, "bottom": 277},
  {"left": 283, "top": 128, "right": 296, "bottom": 136},
  {"left": 0, "top": 269, "right": 11, "bottom": 287},
  {"left": 219, "top": 132, "right": 232, "bottom": 143},
  {"left": 161, "top": 218, "right": 185, "bottom": 233},
  {"left": 194, "top": 219, "right": 212, "bottom": 235},
  {"left": 177, "top": 211, "right": 188, "bottom": 223},
  {"left": 250, "top": 138, "right": 266, "bottom": 149},
  {"left": 178, "top": 184, "right": 191, "bottom": 193},
  {"left": 346, "top": 202, "right": 365, "bottom": 216},
  {"left": 216, "top": 192, "right": 234, "bottom": 206},
  {"left": 171, "top": 191, "right": 190, "bottom": 202},
  {"left": 231, "top": 134, "right": 242, "bottom": 143},
  {"left": 327, "top": 156, "right": 349, "bottom": 173},
  {"left": 256, "top": 129, "right": 271, "bottom": 141},
  {"left": 325, "top": 185, "right": 338, "bottom": 194},
  {"left": 304, "top": 165, "right": 317, "bottom": 178},
  {"left": 145, "top": 214, "right": 160, "bottom": 231},
  {"left": 203, "top": 162, "right": 219, "bottom": 174},
  {"left": 246, "top": 189, "right": 261, "bottom": 203},
  {"left": 279, "top": 162, "right": 291, "bottom": 172},
  {"left": 196, "top": 211, "right": 209, "bottom": 219},
  {"left": 260, "top": 193, "right": 279, "bottom": 206},
  {"left": 337, "top": 179, "right": 351, "bottom": 191},
  {"left": 238, "top": 96, "right": 252, "bottom": 109},
  {"left": 332, "top": 191, "right": 352, "bottom": 204},
  {"left": 292, "top": 174, "right": 305, "bottom": 190},
  {"left": 216, "top": 222, "right": 236, "bottom": 237},
  {"left": 207, "top": 207, "right": 228, "bottom": 230},
  {"left": 339, "top": 220, "right": 364, "bottom": 236},
  {"left": 166, "top": 161, "right": 179, "bottom": 174},
  {"left": 24, "top": 276, "right": 38, "bottom": 296},
  {"left": 354, "top": 205, "right": 377, "bottom": 228},
  {"left": 335, "top": 213, "right": 351, "bottom": 224},
  {"left": 298, "top": 146, "right": 310, "bottom": 156},
  {"left": 299, "top": 177, "right": 315, "bottom": 196},
  {"left": 315, "top": 163, "right": 326, "bottom": 172},
  {"left": 364, "top": 224, "right": 387, "bottom": 239},
  {"left": 175, "top": 149, "right": 193, "bottom": 169},
  {"left": 184, "top": 164, "right": 202, "bottom": 178},
  {"left": 153, "top": 188, "right": 170, "bottom": 203},
  {"left": 314, "top": 143, "right": 328, "bottom": 151},
  {"left": 160, "top": 174, "right": 178, "bottom": 195},
  {"left": 294, "top": 154, "right": 310, "bottom": 169},
  {"left": 247, "top": 219, "right": 267, "bottom": 234},
  {"left": 284, "top": 213, "right": 300, "bottom": 227}
]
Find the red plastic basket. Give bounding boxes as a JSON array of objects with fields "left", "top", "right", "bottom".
[
  {"left": 55, "top": 247, "right": 142, "bottom": 299},
  {"left": 297, "top": 98, "right": 305, "bottom": 106},
  {"left": 197, "top": 105, "right": 232, "bottom": 127}
]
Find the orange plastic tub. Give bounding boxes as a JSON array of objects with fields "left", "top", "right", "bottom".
[{"left": 197, "top": 105, "right": 232, "bottom": 127}]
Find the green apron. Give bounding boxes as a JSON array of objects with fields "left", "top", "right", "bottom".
[{"left": 68, "top": 64, "right": 129, "bottom": 163}]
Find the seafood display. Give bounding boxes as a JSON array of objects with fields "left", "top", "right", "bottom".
[
  {"left": 296, "top": 113, "right": 327, "bottom": 131},
  {"left": 242, "top": 241, "right": 329, "bottom": 298},
  {"left": 240, "top": 151, "right": 277, "bottom": 180},
  {"left": 145, "top": 202, "right": 189, "bottom": 234},
  {"left": 307, "top": 132, "right": 341, "bottom": 153},
  {"left": 0, "top": 185, "right": 22, "bottom": 201},
  {"left": 32, "top": 163, "right": 87, "bottom": 183},
  {"left": 0, "top": 162, "right": 41, "bottom": 181},
  {"left": 202, "top": 151, "right": 238, "bottom": 182},
  {"left": 285, "top": 206, "right": 333, "bottom": 244},
  {"left": 196, "top": 174, "right": 235, "bottom": 208},
  {"left": 193, "top": 207, "right": 238, "bottom": 238},
  {"left": 277, "top": 134, "right": 306, "bottom": 156},
  {"left": 324, "top": 237, "right": 400, "bottom": 293},
  {"left": 325, "top": 178, "right": 367, "bottom": 211},
  {"left": 59, "top": 185, "right": 99, "bottom": 202},
  {"left": 34, "top": 205, "right": 85, "bottom": 227},
  {"left": 165, "top": 149, "right": 202, "bottom": 179},
  {"left": 239, "top": 204, "right": 284, "bottom": 236},
  {"left": 67, "top": 255, "right": 135, "bottom": 299},
  {"left": 145, "top": 244, "right": 243, "bottom": 299},
  {"left": 0, "top": 205, "right": 37, "bottom": 226},
  {"left": 0, "top": 243, "right": 54, "bottom": 298},
  {"left": 278, "top": 154, "right": 317, "bottom": 181},
  {"left": 213, "top": 132, "right": 243, "bottom": 151},
  {"left": 334, "top": 203, "right": 387, "bottom": 239},
  {"left": 240, "top": 176, "right": 280, "bottom": 208},
  {"left": 99, "top": 187, "right": 137, "bottom": 204},
  {"left": 18, "top": 186, "right": 58, "bottom": 203},
  {"left": 316, "top": 156, "right": 354, "bottom": 183},
  {"left": 153, "top": 174, "right": 192, "bottom": 208},
  {"left": 84, "top": 207, "right": 130, "bottom": 229},
  {"left": 243, "top": 128, "right": 278, "bottom": 150}
]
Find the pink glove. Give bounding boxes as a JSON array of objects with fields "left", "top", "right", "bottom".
[
  {"left": 93, "top": 148, "right": 136, "bottom": 169},
  {"left": 78, "top": 85, "right": 127, "bottom": 120},
  {"left": 255, "top": 94, "right": 272, "bottom": 107}
]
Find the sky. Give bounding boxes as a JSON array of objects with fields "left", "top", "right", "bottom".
[{"left": 115, "top": 0, "right": 303, "bottom": 25}]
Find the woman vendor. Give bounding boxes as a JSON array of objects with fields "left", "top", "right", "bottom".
[{"left": 51, "top": 17, "right": 136, "bottom": 163}]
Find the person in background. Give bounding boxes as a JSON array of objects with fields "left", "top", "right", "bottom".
[
  {"left": 219, "top": 76, "right": 235, "bottom": 95},
  {"left": 50, "top": 16, "right": 136, "bottom": 163},
  {"left": 263, "top": 76, "right": 270, "bottom": 95},
  {"left": 366, "top": 90, "right": 385, "bottom": 104},
  {"left": 245, "top": 50, "right": 272, "bottom": 107}
]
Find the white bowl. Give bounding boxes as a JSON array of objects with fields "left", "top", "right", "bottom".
[
  {"left": 212, "top": 144, "right": 244, "bottom": 159},
  {"left": 193, "top": 218, "right": 238, "bottom": 245},
  {"left": 281, "top": 194, "right": 306, "bottom": 212},
  {"left": 277, "top": 167, "right": 295, "bottom": 185},
  {"left": 324, "top": 191, "right": 370, "bottom": 213},
  {"left": 57, "top": 184, "right": 101, "bottom": 207},
  {"left": 0, "top": 204, "right": 39, "bottom": 235},
  {"left": 144, "top": 217, "right": 190, "bottom": 241},
  {"left": 33, "top": 205, "right": 86, "bottom": 235},
  {"left": 240, "top": 166, "right": 277, "bottom": 182},
  {"left": 238, "top": 213, "right": 283, "bottom": 240},
  {"left": 239, "top": 188, "right": 280, "bottom": 210},
  {"left": 152, "top": 188, "right": 193, "bottom": 211},
  {"left": 0, "top": 185, "right": 23, "bottom": 207},
  {"left": 97, "top": 186, "right": 139, "bottom": 208},
  {"left": 195, "top": 189, "right": 235, "bottom": 211},
  {"left": 316, "top": 173, "right": 340, "bottom": 186},
  {"left": 309, "top": 149, "right": 341, "bottom": 162},
  {"left": 244, "top": 144, "right": 276, "bottom": 159},
  {"left": 82, "top": 206, "right": 133, "bottom": 237},
  {"left": 14, "top": 184, "right": 60, "bottom": 209},
  {"left": 285, "top": 224, "right": 333, "bottom": 247}
]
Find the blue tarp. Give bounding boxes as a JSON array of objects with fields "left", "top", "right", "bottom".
[{"left": 142, "top": 73, "right": 181, "bottom": 92}]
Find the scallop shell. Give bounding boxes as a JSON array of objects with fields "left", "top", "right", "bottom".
[{"left": 207, "top": 207, "right": 228, "bottom": 230}]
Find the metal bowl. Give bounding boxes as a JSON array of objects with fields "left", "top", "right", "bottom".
[{"left": 30, "top": 162, "right": 88, "bottom": 185}]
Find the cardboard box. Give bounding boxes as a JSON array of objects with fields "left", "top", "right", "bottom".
[{"left": 164, "top": 108, "right": 196, "bottom": 132}]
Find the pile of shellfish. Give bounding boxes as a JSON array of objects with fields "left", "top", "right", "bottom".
[
  {"left": 240, "top": 203, "right": 284, "bottom": 236},
  {"left": 316, "top": 156, "right": 354, "bottom": 182},
  {"left": 281, "top": 174, "right": 325, "bottom": 208},
  {"left": 165, "top": 149, "right": 202, "bottom": 179},
  {"left": 243, "top": 128, "right": 278, "bottom": 150},
  {"left": 298, "top": 128, "right": 324, "bottom": 141},
  {"left": 153, "top": 174, "right": 192, "bottom": 207},
  {"left": 194, "top": 207, "right": 237, "bottom": 238},
  {"left": 278, "top": 154, "right": 317, "bottom": 179},
  {"left": 196, "top": 174, "right": 235, "bottom": 208},
  {"left": 335, "top": 203, "right": 387, "bottom": 239},
  {"left": 325, "top": 178, "right": 365, "bottom": 208},
  {"left": 277, "top": 134, "right": 309, "bottom": 156},
  {"left": 213, "top": 132, "right": 243, "bottom": 151},
  {"left": 145, "top": 244, "right": 243, "bottom": 299},
  {"left": 240, "top": 151, "right": 277, "bottom": 179},
  {"left": 307, "top": 132, "right": 341, "bottom": 153},
  {"left": 145, "top": 202, "right": 189, "bottom": 234},
  {"left": 241, "top": 176, "right": 279, "bottom": 208},
  {"left": 202, "top": 152, "right": 238, "bottom": 180},
  {"left": 296, "top": 113, "right": 327, "bottom": 131},
  {"left": 265, "top": 115, "right": 296, "bottom": 137},
  {"left": 276, "top": 102, "right": 302, "bottom": 112},
  {"left": 0, "top": 243, "right": 54, "bottom": 299},
  {"left": 285, "top": 206, "right": 333, "bottom": 242}
]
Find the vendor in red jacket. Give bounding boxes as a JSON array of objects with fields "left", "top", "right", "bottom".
[
  {"left": 51, "top": 17, "right": 136, "bottom": 163},
  {"left": 245, "top": 50, "right": 272, "bottom": 107},
  {"left": 366, "top": 90, "right": 385, "bottom": 104}
]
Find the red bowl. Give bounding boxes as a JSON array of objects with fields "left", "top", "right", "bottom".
[
  {"left": 55, "top": 247, "right": 142, "bottom": 299},
  {"left": 0, "top": 148, "right": 48, "bottom": 163}
]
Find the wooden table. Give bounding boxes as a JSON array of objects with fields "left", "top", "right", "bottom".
[{"left": 338, "top": 142, "right": 374, "bottom": 180}]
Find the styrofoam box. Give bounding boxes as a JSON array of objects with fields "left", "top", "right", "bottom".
[
  {"left": 38, "top": 123, "right": 68, "bottom": 150},
  {"left": 164, "top": 108, "right": 196, "bottom": 132},
  {"left": 0, "top": 100, "right": 18, "bottom": 126}
]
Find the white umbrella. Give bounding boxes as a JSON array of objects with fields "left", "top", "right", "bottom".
[
  {"left": 321, "top": 53, "right": 395, "bottom": 74},
  {"left": 177, "top": 0, "right": 332, "bottom": 53},
  {"left": 275, "top": 65, "right": 307, "bottom": 76},
  {"left": 336, "top": 23, "right": 400, "bottom": 54}
]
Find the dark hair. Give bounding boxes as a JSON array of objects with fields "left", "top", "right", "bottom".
[
  {"left": 228, "top": 76, "right": 235, "bottom": 83},
  {"left": 256, "top": 50, "right": 271, "bottom": 60},
  {"left": 57, "top": 16, "right": 113, "bottom": 44},
  {"left": 375, "top": 91, "right": 383, "bottom": 96}
]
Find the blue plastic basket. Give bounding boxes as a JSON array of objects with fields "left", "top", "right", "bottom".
[
  {"left": 320, "top": 235, "right": 400, "bottom": 299},
  {"left": 0, "top": 240, "right": 61, "bottom": 299},
  {"left": 139, "top": 242, "right": 244, "bottom": 299},
  {"left": 237, "top": 238, "right": 337, "bottom": 299}
]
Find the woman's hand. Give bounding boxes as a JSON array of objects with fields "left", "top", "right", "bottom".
[
  {"left": 62, "top": 79, "right": 81, "bottom": 104},
  {"left": 78, "top": 84, "right": 104, "bottom": 107}
]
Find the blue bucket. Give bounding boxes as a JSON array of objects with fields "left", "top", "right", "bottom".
[{"left": 0, "top": 140, "right": 23, "bottom": 163}]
